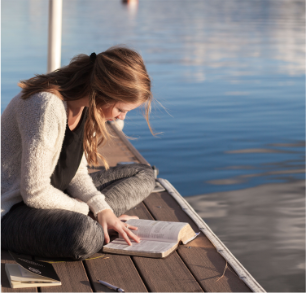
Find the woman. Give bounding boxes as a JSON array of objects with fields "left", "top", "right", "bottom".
[{"left": 1, "top": 46, "right": 156, "bottom": 260}]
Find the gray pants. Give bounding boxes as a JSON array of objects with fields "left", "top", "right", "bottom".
[{"left": 1, "top": 164, "right": 155, "bottom": 260}]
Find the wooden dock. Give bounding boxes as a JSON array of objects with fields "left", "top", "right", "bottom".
[{"left": 1, "top": 122, "right": 264, "bottom": 292}]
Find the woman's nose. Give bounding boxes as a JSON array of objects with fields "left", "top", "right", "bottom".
[{"left": 118, "top": 112, "right": 127, "bottom": 120}]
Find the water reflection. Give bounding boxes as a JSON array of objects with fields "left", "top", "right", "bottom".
[
  {"left": 175, "top": 0, "right": 305, "bottom": 82},
  {"left": 208, "top": 141, "right": 304, "bottom": 187},
  {"left": 186, "top": 179, "right": 305, "bottom": 292}
]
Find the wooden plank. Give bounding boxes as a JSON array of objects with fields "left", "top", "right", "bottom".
[
  {"left": 92, "top": 124, "right": 142, "bottom": 170},
  {"left": 178, "top": 246, "right": 251, "bottom": 292},
  {"left": 126, "top": 200, "right": 203, "bottom": 292},
  {"left": 98, "top": 135, "right": 139, "bottom": 167},
  {"left": 84, "top": 170, "right": 154, "bottom": 292},
  {"left": 133, "top": 252, "right": 203, "bottom": 292},
  {"left": 143, "top": 192, "right": 251, "bottom": 292},
  {"left": 86, "top": 200, "right": 202, "bottom": 292},
  {"left": 38, "top": 261, "right": 92, "bottom": 292},
  {"left": 107, "top": 122, "right": 149, "bottom": 165},
  {"left": 1, "top": 250, "right": 38, "bottom": 292},
  {"left": 84, "top": 253, "right": 147, "bottom": 293},
  {"left": 84, "top": 202, "right": 150, "bottom": 293}
]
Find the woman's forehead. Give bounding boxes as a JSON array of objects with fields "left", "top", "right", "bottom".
[{"left": 115, "top": 101, "right": 142, "bottom": 111}]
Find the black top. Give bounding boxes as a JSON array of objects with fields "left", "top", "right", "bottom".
[{"left": 50, "top": 107, "right": 88, "bottom": 191}]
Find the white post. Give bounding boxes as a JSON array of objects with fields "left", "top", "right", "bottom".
[{"left": 47, "top": 0, "right": 62, "bottom": 73}]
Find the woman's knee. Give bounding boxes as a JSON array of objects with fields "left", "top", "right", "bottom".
[
  {"left": 70, "top": 215, "right": 104, "bottom": 260},
  {"left": 136, "top": 164, "right": 156, "bottom": 193},
  {"left": 1, "top": 204, "right": 104, "bottom": 260}
]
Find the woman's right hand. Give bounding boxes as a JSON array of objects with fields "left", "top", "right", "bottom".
[{"left": 97, "top": 209, "right": 141, "bottom": 246}]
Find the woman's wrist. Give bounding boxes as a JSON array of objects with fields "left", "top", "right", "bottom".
[
  {"left": 86, "top": 194, "right": 113, "bottom": 217},
  {"left": 96, "top": 208, "right": 113, "bottom": 218}
]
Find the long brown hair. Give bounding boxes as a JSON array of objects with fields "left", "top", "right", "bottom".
[{"left": 18, "top": 45, "right": 153, "bottom": 169}]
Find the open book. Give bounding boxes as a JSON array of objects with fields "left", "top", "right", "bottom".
[
  {"left": 5, "top": 251, "right": 61, "bottom": 288},
  {"left": 103, "top": 219, "right": 199, "bottom": 258}
]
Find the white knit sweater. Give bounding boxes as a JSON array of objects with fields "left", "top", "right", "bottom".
[{"left": 1, "top": 91, "right": 113, "bottom": 218}]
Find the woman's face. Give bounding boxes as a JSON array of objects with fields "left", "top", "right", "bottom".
[{"left": 101, "top": 101, "right": 143, "bottom": 121}]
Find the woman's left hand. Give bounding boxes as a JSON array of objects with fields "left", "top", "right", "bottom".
[{"left": 97, "top": 209, "right": 140, "bottom": 246}]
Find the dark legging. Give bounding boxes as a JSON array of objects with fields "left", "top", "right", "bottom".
[{"left": 1, "top": 164, "right": 155, "bottom": 260}]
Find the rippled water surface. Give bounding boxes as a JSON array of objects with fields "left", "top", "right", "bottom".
[{"left": 2, "top": 0, "right": 305, "bottom": 291}]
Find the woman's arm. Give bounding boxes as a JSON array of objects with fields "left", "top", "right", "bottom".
[
  {"left": 66, "top": 154, "right": 113, "bottom": 216},
  {"left": 66, "top": 154, "right": 141, "bottom": 245},
  {"left": 18, "top": 93, "right": 89, "bottom": 215}
]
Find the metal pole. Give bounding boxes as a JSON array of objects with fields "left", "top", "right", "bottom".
[{"left": 47, "top": 0, "right": 62, "bottom": 73}]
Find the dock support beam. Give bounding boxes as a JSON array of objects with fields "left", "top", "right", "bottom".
[{"left": 47, "top": 0, "right": 62, "bottom": 73}]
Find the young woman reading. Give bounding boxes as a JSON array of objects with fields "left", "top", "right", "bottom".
[{"left": 1, "top": 46, "right": 155, "bottom": 260}]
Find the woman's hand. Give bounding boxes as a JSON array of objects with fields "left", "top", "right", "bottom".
[
  {"left": 97, "top": 209, "right": 140, "bottom": 246},
  {"left": 118, "top": 214, "right": 139, "bottom": 221}
]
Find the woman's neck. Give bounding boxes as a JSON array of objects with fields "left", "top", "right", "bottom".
[{"left": 66, "top": 97, "right": 89, "bottom": 131}]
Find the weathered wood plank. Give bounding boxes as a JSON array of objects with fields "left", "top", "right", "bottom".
[
  {"left": 178, "top": 246, "right": 251, "bottom": 292},
  {"left": 126, "top": 200, "right": 204, "bottom": 292},
  {"left": 143, "top": 192, "right": 251, "bottom": 292},
  {"left": 84, "top": 202, "right": 150, "bottom": 293},
  {"left": 95, "top": 124, "right": 142, "bottom": 169},
  {"left": 1, "top": 250, "right": 38, "bottom": 292},
  {"left": 84, "top": 253, "right": 147, "bottom": 293},
  {"left": 106, "top": 122, "right": 149, "bottom": 165},
  {"left": 133, "top": 252, "right": 204, "bottom": 292},
  {"left": 39, "top": 261, "right": 92, "bottom": 292}
]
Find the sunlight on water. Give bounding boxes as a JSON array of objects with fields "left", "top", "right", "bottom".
[{"left": 2, "top": 0, "right": 305, "bottom": 291}]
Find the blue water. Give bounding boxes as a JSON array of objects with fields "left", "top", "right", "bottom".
[{"left": 2, "top": 0, "right": 305, "bottom": 291}]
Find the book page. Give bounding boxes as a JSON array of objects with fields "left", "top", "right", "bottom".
[
  {"left": 124, "top": 219, "right": 187, "bottom": 242},
  {"left": 9, "top": 251, "right": 60, "bottom": 282},
  {"left": 18, "top": 266, "right": 51, "bottom": 281},
  {"left": 104, "top": 238, "right": 176, "bottom": 253}
]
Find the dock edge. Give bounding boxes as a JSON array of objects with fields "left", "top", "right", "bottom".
[{"left": 157, "top": 178, "right": 266, "bottom": 293}]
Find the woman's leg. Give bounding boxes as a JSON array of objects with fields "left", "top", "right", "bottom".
[
  {"left": 90, "top": 163, "right": 155, "bottom": 217},
  {"left": 1, "top": 164, "right": 154, "bottom": 260},
  {"left": 1, "top": 202, "right": 104, "bottom": 260}
]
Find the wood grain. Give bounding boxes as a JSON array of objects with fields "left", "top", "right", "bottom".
[
  {"left": 84, "top": 253, "right": 147, "bottom": 293},
  {"left": 84, "top": 201, "right": 149, "bottom": 293},
  {"left": 178, "top": 246, "right": 251, "bottom": 292},
  {"left": 39, "top": 261, "right": 92, "bottom": 292},
  {"left": 143, "top": 192, "right": 252, "bottom": 292},
  {"left": 126, "top": 200, "right": 203, "bottom": 292}
]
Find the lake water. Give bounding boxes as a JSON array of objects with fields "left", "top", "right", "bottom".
[{"left": 2, "top": 0, "right": 305, "bottom": 291}]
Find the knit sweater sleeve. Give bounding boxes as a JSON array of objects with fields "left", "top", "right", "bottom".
[
  {"left": 17, "top": 93, "right": 89, "bottom": 215},
  {"left": 66, "top": 155, "right": 114, "bottom": 216}
]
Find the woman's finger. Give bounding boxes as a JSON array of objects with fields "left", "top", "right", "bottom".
[
  {"left": 125, "top": 228, "right": 141, "bottom": 243},
  {"left": 118, "top": 215, "right": 139, "bottom": 221},
  {"left": 120, "top": 230, "right": 132, "bottom": 246},
  {"left": 125, "top": 224, "right": 138, "bottom": 231},
  {"left": 103, "top": 224, "right": 110, "bottom": 244}
]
